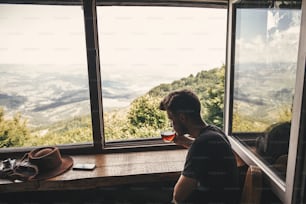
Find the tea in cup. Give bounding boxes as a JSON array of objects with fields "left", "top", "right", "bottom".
[{"left": 161, "top": 130, "right": 176, "bottom": 142}]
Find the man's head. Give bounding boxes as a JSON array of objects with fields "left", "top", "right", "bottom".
[
  {"left": 159, "top": 89, "right": 201, "bottom": 116},
  {"left": 159, "top": 90, "right": 202, "bottom": 134}
]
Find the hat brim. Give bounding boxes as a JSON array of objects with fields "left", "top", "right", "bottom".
[{"left": 33, "top": 156, "right": 73, "bottom": 180}]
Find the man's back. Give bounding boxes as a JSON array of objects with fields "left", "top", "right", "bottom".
[{"left": 182, "top": 125, "right": 240, "bottom": 204}]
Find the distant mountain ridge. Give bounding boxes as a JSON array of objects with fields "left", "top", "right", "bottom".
[{"left": 0, "top": 62, "right": 296, "bottom": 128}]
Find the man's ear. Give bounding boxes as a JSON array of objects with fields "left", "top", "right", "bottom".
[{"left": 178, "top": 113, "right": 187, "bottom": 122}]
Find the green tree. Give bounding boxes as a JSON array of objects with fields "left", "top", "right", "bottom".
[
  {"left": 205, "top": 87, "right": 224, "bottom": 128},
  {"left": 128, "top": 95, "right": 168, "bottom": 130},
  {"left": 203, "top": 66, "right": 225, "bottom": 128},
  {"left": 148, "top": 65, "right": 226, "bottom": 128},
  {"left": 0, "top": 107, "right": 29, "bottom": 147}
]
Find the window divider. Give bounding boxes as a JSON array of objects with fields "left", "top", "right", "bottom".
[{"left": 83, "top": 0, "right": 105, "bottom": 153}]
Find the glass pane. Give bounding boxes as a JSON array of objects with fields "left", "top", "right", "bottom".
[
  {"left": 232, "top": 5, "right": 301, "bottom": 180},
  {"left": 0, "top": 4, "right": 92, "bottom": 149},
  {"left": 97, "top": 6, "right": 227, "bottom": 142}
]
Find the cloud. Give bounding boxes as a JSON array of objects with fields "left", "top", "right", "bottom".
[{"left": 236, "top": 10, "right": 301, "bottom": 64}]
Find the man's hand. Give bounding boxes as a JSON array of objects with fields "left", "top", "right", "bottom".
[{"left": 174, "top": 134, "right": 194, "bottom": 149}]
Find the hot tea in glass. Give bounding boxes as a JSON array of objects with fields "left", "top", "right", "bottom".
[{"left": 161, "top": 131, "right": 176, "bottom": 142}]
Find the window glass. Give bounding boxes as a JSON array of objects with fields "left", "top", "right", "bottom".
[
  {"left": 97, "top": 6, "right": 227, "bottom": 142},
  {"left": 232, "top": 5, "right": 301, "bottom": 180},
  {"left": 0, "top": 4, "right": 92, "bottom": 149}
]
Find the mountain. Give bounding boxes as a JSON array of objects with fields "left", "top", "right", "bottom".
[
  {"left": 234, "top": 62, "right": 296, "bottom": 106},
  {"left": 0, "top": 62, "right": 296, "bottom": 129},
  {"left": 0, "top": 64, "right": 91, "bottom": 127}
]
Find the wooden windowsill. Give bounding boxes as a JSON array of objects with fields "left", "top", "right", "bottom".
[{"left": 0, "top": 149, "right": 187, "bottom": 193}]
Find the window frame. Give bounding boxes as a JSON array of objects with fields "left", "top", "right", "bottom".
[
  {"left": 94, "top": 0, "right": 228, "bottom": 150},
  {"left": 0, "top": 0, "right": 228, "bottom": 157},
  {"left": 224, "top": 0, "right": 306, "bottom": 203},
  {"left": 84, "top": 0, "right": 229, "bottom": 152},
  {"left": 287, "top": 1, "right": 306, "bottom": 203}
]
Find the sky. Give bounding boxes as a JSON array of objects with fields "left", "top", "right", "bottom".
[
  {"left": 0, "top": 5, "right": 226, "bottom": 69},
  {"left": 0, "top": 4, "right": 227, "bottom": 108},
  {"left": 98, "top": 6, "right": 226, "bottom": 76},
  {"left": 0, "top": 5, "right": 87, "bottom": 66},
  {"left": 235, "top": 8, "right": 301, "bottom": 64},
  {"left": 0, "top": 5, "right": 301, "bottom": 75}
]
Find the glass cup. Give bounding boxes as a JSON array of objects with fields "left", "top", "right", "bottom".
[{"left": 161, "top": 130, "right": 176, "bottom": 143}]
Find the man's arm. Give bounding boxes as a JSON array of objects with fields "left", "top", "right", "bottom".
[{"left": 172, "top": 174, "right": 198, "bottom": 203}]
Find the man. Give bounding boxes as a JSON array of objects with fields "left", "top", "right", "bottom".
[{"left": 159, "top": 89, "right": 239, "bottom": 204}]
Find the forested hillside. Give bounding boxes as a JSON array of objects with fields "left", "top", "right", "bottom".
[
  {"left": 148, "top": 66, "right": 225, "bottom": 126},
  {"left": 0, "top": 66, "right": 225, "bottom": 147}
]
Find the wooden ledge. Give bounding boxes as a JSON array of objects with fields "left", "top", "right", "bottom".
[{"left": 0, "top": 149, "right": 187, "bottom": 193}]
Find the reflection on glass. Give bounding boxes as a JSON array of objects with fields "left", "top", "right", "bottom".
[
  {"left": 97, "top": 6, "right": 227, "bottom": 142},
  {"left": 0, "top": 5, "right": 92, "bottom": 149},
  {"left": 233, "top": 8, "right": 301, "bottom": 180}
]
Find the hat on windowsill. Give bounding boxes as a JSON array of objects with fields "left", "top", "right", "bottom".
[
  {"left": 28, "top": 146, "right": 73, "bottom": 180},
  {"left": 12, "top": 146, "right": 73, "bottom": 181}
]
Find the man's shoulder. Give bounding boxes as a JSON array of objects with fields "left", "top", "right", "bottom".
[
  {"left": 191, "top": 125, "right": 232, "bottom": 154},
  {"left": 197, "top": 125, "right": 228, "bottom": 142}
]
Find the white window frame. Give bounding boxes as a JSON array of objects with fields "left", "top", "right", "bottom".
[{"left": 224, "top": 0, "right": 306, "bottom": 203}]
